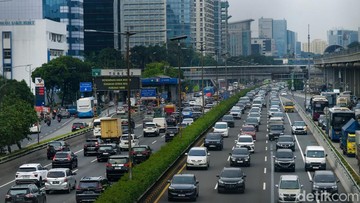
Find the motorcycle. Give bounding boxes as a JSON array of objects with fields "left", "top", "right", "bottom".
[
  {"left": 46, "top": 119, "right": 51, "bottom": 126},
  {"left": 57, "top": 116, "right": 62, "bottom": 123}
]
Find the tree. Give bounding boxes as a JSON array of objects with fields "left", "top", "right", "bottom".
[{"left": 143, "top": 61, "right": 181, "bottom": 78}]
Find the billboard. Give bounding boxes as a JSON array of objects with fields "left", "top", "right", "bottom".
[
  {"left": 141, "top": 88, "right": 157, "bottom": 97},
  {"left": 94, "top": 76, "right": 140, "bottom": 91}
]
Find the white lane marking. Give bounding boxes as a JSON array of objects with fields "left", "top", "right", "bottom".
[
  {"left": 161, "top": 135, "right": 165, "bottom": 138},
  {"left": 227, "top": 156, "right": 230, "bottom": 162},
  {"left": 214, "top": 183, "right": 218, "bottom": 190},
  {"left": 264, "top": 168, "right": 267, "bottom": 174},
  {"left": 135, "top": 124, "right": 142, "bottom": 128},
  {"left": 265, "top": 146, "right": 268, "bottom": 151},
  {"left": 263, "top": 182, "right": 266, "bottom": 190},
  {"left": 74, "top": 149, "right": 83, "bottom": 154},
  {"left": 72, "top": 169, "right": 78, "bottom": 173},
  {"left": 91, "top": 159, "right": 97, "bottom": 163},
  {"left": 152, "top": 140, "right": 157, "bottom": 144},
  {"left": 265, "top": 156, "right": 267, "bottom": 162},
  {"left": 270, "top": 150, "right": 275, "bottom": 203},
  {"left": 266, "top": 140, "right": 268, "bottom": 144},
  {"left": 232, "top": 146, "right": 234, "bottom": 150},
  {"left": 0, "top": 180, "right": 15, "bottom": 188}
]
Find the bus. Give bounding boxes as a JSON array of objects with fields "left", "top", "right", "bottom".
[
  {"left": 328, "top": 107, "right": 355, "bottom": 141},
  {"left": 320, "top": 92, "right": 337, "bottom": 108},
  {"left": 310, "top": 95, "right": 329, "bottom": 121},
  {"left": 77, "top": 97, "right": 94, "bottom": 118}
]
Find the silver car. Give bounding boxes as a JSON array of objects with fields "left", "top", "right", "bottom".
[{"left": 45, "top": 168, "right": 76, "bottom": 194}]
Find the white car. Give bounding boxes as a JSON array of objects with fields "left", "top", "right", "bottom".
[
  {"left": 29, "top": 123, "right": 41, "bottom": 133},
  {"left": 15, "top": 163, "right": 48, "bottom": 186},
  {"left": 235, "top": 135, "right": 255, "bottom": 153},
  {"left": 185, "top": 147, "right": 210, "bottom": 170},
  {"left": 45, "top": 168, "right": 76, "bottom": 194},
  {"left": 268, "top": 107, "right": 281, "bottom": 118},
  {"left": 229, "top": 109, "right": 242, "bottom": 119},
  {"left": 116, "top": 107, "right": 126, "bottom": 115},
  {"left": 182, "top": 118, "right": 194, "bottom": 125},
  {"left": 119, "top": 134, "right": 139, "bottom": 150},
  {"left": 213, "top": 122, "right": 229, "bottom": 137},
  {"left": 143, "top": 122, "right": 160, "bottom": 137},
  {"left": 280, "top": 91, "right": 288, "bottom": 96},
  {"left": 276, "top": 175, "right": 303, "bottom": 203}
]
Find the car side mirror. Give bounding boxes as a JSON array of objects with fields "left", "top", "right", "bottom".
[
  {"left": 207, "top": 153, "right": 210, "bottom": 156},
  {"left": 185, "top": 153, "right": 188, "bottom": 156},
  {"left": 294, "top": 156, "right": 296, "bottom": 159},
  {"left": 310, "top": 180, "right": 313, "bottom": 182},
  {"left": 243, "top": 174, "right": 246, "bottom": 178},
  {"left": 272, "top": 155, "right": 275, "bottom": 158},
  {"left": 234, "top": 140, "right": 237, "bottom": 143},
  {"left": 216, "top": 174, "right": 219, "bottom": 177},
  {"left": 325, "top": 154, "right": 328, "bottom": 157},
  {"left": 301, "top": 185, "right": 304, "bottom": 188},
  {"left": 275, "top": 184, "right": 279, "bottom": 188},
  {"left": 229, "top": 153, "right": 232, "bottom": 155},
  {"left": 303, "top": 153, "right": 306, "bottom": 157},
  {"left": 337, "top": 180, "right": 340, "bottom": 183},
  {"left": 196, "top": 180, "right": 199, "bottom": 184},
  {"left": 167, "top": 180, "right": 171, "bottom": 183}
]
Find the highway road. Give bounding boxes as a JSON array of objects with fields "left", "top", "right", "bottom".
[{"left": 156, "top": 94, "right": 350, "bottom": 203}]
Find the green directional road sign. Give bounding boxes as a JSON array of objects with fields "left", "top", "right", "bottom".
[{"left": 92, "top": 69, "right": 101, "bottom": 76}]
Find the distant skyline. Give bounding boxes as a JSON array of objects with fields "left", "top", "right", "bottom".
[{"left": 227, "top": 0, "right": 360, "bottom": 43}]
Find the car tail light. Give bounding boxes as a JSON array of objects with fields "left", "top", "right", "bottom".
[
  {"left": 124, "top": 163, "right": 130, "bottom": 167},
  {"left": 67, "top": 154, "right": 71, "bottom": 161},
  {"left": 52, "top": 156, "right": 56, "bottom": 161},
  {"left": 64, "top": 178, "right": 68, "bottom": 182},
  {"left": 43, "top": 179, "right": 47, "bottom": 182},
  {"left": 142, "top": 151, "right": 148, "bottom": 155},
  {"left": 84, "top": 144, "right": 87, "bottom": 148},
  {"left": 106, "top": 163, "right": 113, "bottom": 168},
  {"left": 76, "top": 186, "right": 82, "bottom": 190},
  {"left": 25, "top": 193, "right": 34, "bottom": 198},
  {"left": 5, "top": 194, "right": 10, "bottom": 198}
]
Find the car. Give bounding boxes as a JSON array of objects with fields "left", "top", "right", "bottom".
[
  {"left": 5, "top": 184, "right": 46, "bottom": 203},
  {"left": 131, "top": 145, "right": 152, "bottom": 164},
  {"left": 29, "top": 123, "right": 41, "bottom": 133},
  {"left": 97, "top": 144, "right": 119, "bottom": 162},
  {"left": 119, "top": 134, "right": 139, "bottom": 151},
  {"left": 166, "top": 115, "right": 177, "bottom": 126},
  {"left": 143, "top": 115, "right": 154, "bottom": 127},
  {"left": 52, "top": 151, "right": 78, "bottom": 169},
  {"left": 83, "top": 138, "right": 101, "bottom": 156},
  {"left": 240, "top": 125, "right": 257, "bottom": 140},
  {"left": 71, "top": 122, "right": 88, "bottom": 132},
  {"left": 249, "top": 106, "right": 261, "bottom": 114},
  {"left": 267, "top": 122, "right": 285, "bottom": 141},
  {"left": 58, "top": 108, "right": 71, "bottom": 118},
  {"left": 165, "top": 126, "right": 179, "bottom": 142},
  {"left": 291, "top": 121, "right": 307, "bottom": 135},
  {"left": 268, "top": 116, "right": 284, "bottom": 124},
  {"left": 47, "top": 140, "right": 70, "bottom": 160},
  {"left": 244, "top": 117, "right": 259, "bottom": 131},
  {"left": 280, "top": 91, "right": 288, "bottom": 96},
  {"left": 221, "top": 114, "right": 235, "bottom": 128},
  {"left": 44, "top": 168, "right": 77, "bottom": 194},
  {"left": 120, "top": 118, "right": 135, "bottom": 130},
  {"left": 268, "top": 107, "right": 281, "bottom": 118},
  {"left": 15, "top": 163, "right": 48, "bottom": 187},
  {"left": 212, "top": 122, "right": 229, "bottom": 137},
  {"left": 276, "top": 135, "right": 295, "bottom": 151},
  {"left": 106, "top": 155, "right": 130, "bottom": 181},
  {"left": 181, "top": 118, "right": 194, "bottom": 126},
  {"left": 116, "top": 107, "right": 126, "bottom": 115},
  {"left": 204, "top": 132, "right": 224, "bottom": 150},
  {"left": 311, "top": 170, "right": 339, "bottom": 195},
  {"left": 235, "top": 135, "right": 255, "bottom": 153},
  {"left": 217, "top": 167, "right": 246, "bottom": 193},
  {"left": 192, "top": 111, "right": 203, "bottom": 120},
  {"left": 167, "top": 174, "right": 199, "bottom": 201},
  {"left": 229, "top": 147, "right": 251, "bottom": 167},
  {"left": 75, "top": 176, "right": 110, "bottom": 203},
  {"left": 304, "top": 146, "right": 327, "bottom": 171},
  {"left": 271, "top": 112, "right": 285, "bottom": 121},
  {"left": 229, "top": 108, "right": 242, "bottom": 119},
  {"left": 143, "top": 122, "right": 160, "bottom": 137},
  {"left": 248, "top": 112, "right": 261, "bottom": 125},
  {"left": 66, "top": 105, "right": 77, "bottom": 116},
  {"left": 276, "top": 175, "right": 303, "bottom": 203},
  {"left": 185, "top": 147, "right": 210, "bottom": 170},
  {"left": 273, "top": 149, "right": 296, "bottom": 172},
  {"left": 318, "top": 114, "right": 327, "bottom": 129}
]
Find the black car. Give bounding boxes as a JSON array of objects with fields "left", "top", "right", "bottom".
[
  {"left": 222, "top": 114, "right": 235, "bottom": 128},
  {"left": 97, "top": 144, "right": 119, "bottom": 162},
  {"left": 192, "top": 111, "right": 203, "bottom": 120},
  {"left": 276, "top": 135, "right": 295, "bottom": 151},
  {"left": 71, "top": 122, "right": 87, "bottom": 132},
  {"left": 165, "top": 126, "right": 179, "bottom": 142},
  {"left": 75, "top": 176, "right": 110, "bottom": 203},
  {"left": 268, "top": 123, "right": 285, "bottom": 141},
  {"left": 131, "top": 145, "right": 152, "bottom": 164},
  {"left": 167, "top": 174, "right": 199, "bottom": 201},
  {"left": 244, "top": 117, "right": 259, "bottom": 131},
  {"left": 52, "top": 151, "right": 78, "bottom": 169},
  {"left": 58, "top": 109, "right": 71, "bottom": 118},
  {"left": 47, "top": 141, "right": 70, "bottom": 160},
  {"left": 311, "top": 170, "right": 339, "bottom": 195},
  {"left": 273, "top": 149, "right": 296, "bottom": 172},
  {"left": 5, "top": 184, "right": 46, "bottom": 203},
  {"left": 204, "top": 133, "right": 223, "bottom": 150},
  {"left": 83, "top": 138, "right": 101, "bottom": 156},
  {"left": 217, "top": 167, "right": 246, "bottom": 193},
  {"left": 166, "top": 115, "right": 177, "bottom": 126},
  {"left": 106, "top": 155, "right": 130, "bottom": 181},
  {"left": 229, "top": 147, "right": 251, "bottom": 167}
]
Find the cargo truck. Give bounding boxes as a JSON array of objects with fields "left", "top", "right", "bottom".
[
  {"left": 340, "top": 118, "right": 359, "bottom": 156},
  {"left": 100, "top": 118, "right": 122, "bottom": 143},
  {"left": 356, "top": 130, "right": 360, "bottom": 173}
]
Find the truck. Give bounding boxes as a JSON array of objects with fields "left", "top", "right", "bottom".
[
  {"left": 336, "top": 96, "right": 350, "bottom": 108},
  {"left": 164, "top": 104, "right": 176, "bottom": 115},
  {"left": 100, "top": 118, "right": 122, "bottom": 143},
  {"left": 283, "top": 101, "right": 295, "bottom": 113},
  {"left": 356, "top": 130, "right": 360, "bottom": 172},
  {"left": 340, "top": 118, "right": 359, "bottom": 156}
]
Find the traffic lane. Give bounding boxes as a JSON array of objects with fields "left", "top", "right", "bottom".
[
  {"left": 158, "top": 107, "right": 271, "bottom": 202},
  {"left": 285, "top": 110, "right": 350, "bottom": 203}
]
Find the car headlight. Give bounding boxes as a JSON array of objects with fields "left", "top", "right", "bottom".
[
  {"left": 244, "top": 157, "right": 249, "bottom": 161},
  {"left": 279, "top": 193, "right": 285, "bottom": 198},
  {"left": 168, "top": 186, "right": 175, "bottom": 190},
  {"left": 237, "top": 179, "right": 244, "bottom": 184},
  {"left": 231, "top": 157, "right": 236, "bottom": 161},
  {"left": 332, "top": 185, "right": 337, "bottom": 189},
  {"left": 280, "top": 133, "right": 284, "bottom": 135},
  {"left": 218, "top": 180, "right": 225, "bottom": 185},
  {"left": 313, "top": 185, "right": 319, "bottom": 189}
]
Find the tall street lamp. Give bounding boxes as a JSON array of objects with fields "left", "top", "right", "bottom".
[
  {"left": 200, "top": 42, "right": 205, "bottom": 114},
  {"left": 170, "top": 35, "right": 187, "bottom": 137}
]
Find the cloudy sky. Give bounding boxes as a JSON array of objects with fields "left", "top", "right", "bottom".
[{"left": 227, "top": 0, "right": 360, "bottom": 43}]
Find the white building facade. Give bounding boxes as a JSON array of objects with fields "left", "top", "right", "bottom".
[{"left": 0, "top": 19, "right": 68, "bottom": 92}]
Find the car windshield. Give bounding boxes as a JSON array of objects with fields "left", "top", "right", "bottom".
[
  {"left": 242, "top": 126, "right": 254, "bottom": 131},
  {"left": 188, "top": 149, "right": 206, "bottom": 156},
  {"left": 222, "top": 116, "right": 233, "bottom": 120},
  {"left": 233, "top": 148, "right": 248, "bottom": 155},
  {"left": 133, "top": 147, "right": 146, "bottom": 152},
  {"left": 220, "top": 169, "right": 241, "bottom": 178},
  {"left": 232, "top": 109, "right": 241, "bottom": 113},
  {"left": 109, "top": 158, "right": 129, "bottom": 164},
  {"left": 18, "top": 167, "right": 36, "bottom": 172},
  {"left": 73, "top": 123, "right": 83, "bottom": 127},
  {"left": 294, "top": 121, "right": 305, "bottom": 126},
  {"left": 348, "top": 136, "right": 356, "bottom": 142},
  {"left": 8, "top": 189, "right": 29, "bottom": 195},
  {"left": 47, "top": 171, "right": 65, "bottom": 178},
  {"left": 99, "top": 146, "right": 113, "bottom": 150},
  {"left": 79, "top": 181, "right": 99, "bottom": 188},
  {"left": 121, "top": 136, "right": 129, "bottom": 140},
  {"left": 307, "top": 150, "right": 324, "bottom": 158},
  {"left": 145, "top": 123, "right": 156, "bottom": 128},
  {"left": 206, "top": 134, "right": 221, "bottom": 139},
  {"left": 280, "top": 180, "right": 300, "bottom": 189},
  {"left": 314, "top": 174, "right": 336, "bottom": 183},
  {"left": 278, "top": 136, "right": 293, "bottom": 142},
  {"left": 272, "top": 113, "right": 284, "bottom": 117},
  {"left": 246, "top": 118, "right": 257, "bottom": 122},
  {"left": 276, "top": 151, "right": 294, "bottom": 158},
  {"left": 49, "top": 142, "right": 62, "bottom": 147},
  {"left": 270, "top": 125, "right": 283, "bottom": 130},
  {"left": 249, "top": 113, "right": 260, "bottom": 117},
  {"left": 214, "top": 123, "right": 227, "bottom": 129},
  {"left": 55, "top": 152, "right": 69, "bottom": 158},
  {"left": 269, "top": 108, "right": 279, "bottom": 112},
  {"left": 172, "top": 176, "right": 194, "bottom": 184},
  {"left": 238, "top": 137, "right": 253, "bottom": 142}
]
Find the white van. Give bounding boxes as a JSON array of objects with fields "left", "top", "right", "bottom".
[
  {"left": 92, "top": 117, "right": 111, "bottom": 138},
  {"left": 153, "top": 117, "right": 167, "bottom": 133},
  {"left": 304, "top": 146, "right": 327, "bottom": 171}
]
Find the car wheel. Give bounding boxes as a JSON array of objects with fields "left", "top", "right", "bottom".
[
  {"left": 73, "top": 181, "right": 76, "bottom": 190},
  {"left": 304, "top": 166, "right": 308, "bottom": 171},
  {"left": 274, "top": 167, "right": 278, "bottom": 172},
  {"left": 292, "top": 168, "right": 296, "bottom": 172},
  {"left": 67, "top": 184, "right": 71, "bottom": 193},
  {"left": 37, "top": 178, "right": 42, "bottom": 187},
  {"left": 43, "top": 196, "right": 47, "bottom": 203},
  {"left": 168, "top": 197, "right": 173, "bottom": 201},
  {"left": 45, "top": 190, "right": 50, "bottom": 194}
]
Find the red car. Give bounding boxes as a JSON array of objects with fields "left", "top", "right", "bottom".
[{"left": 240, "top": 125, "right": 257, "bottom": 140}]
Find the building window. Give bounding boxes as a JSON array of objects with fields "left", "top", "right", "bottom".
[
  {"left": 3, "top": 32, "right": 10, "bottom": 39},
  {"left": 3, "top": 49, "right": 11, "bottom": 59}
]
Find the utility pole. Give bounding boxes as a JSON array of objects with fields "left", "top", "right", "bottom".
[
  {"left": 215, "top": 49, "right": 219, "bottom": 104},
  {"left": 200, "top": 42, "right": 205, "bottom": 114},
  {"left": 305, "top": 24, "right": 310, "bottom": 109}
]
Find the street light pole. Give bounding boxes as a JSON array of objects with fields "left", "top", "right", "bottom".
[
  {"left": 200, "top": 42, "right": 205, "bottom": 114},
  {"left": 215, "top": 49, "right": 219, "bottom": 104}
]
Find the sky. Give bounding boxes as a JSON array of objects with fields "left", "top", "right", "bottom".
[{"left": 227, "top": 0, "right": 360, "bottom": 43}]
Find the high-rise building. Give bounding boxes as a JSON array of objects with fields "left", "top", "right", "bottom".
[
  {"left": 251, "top": 38, "right": 275, "bottom": 56},
  {"left": 258, "top": 17, "right": 273, "bottom": 39},
  {"left": 213, "top": 0, "right": 229, "bottom": 58},
  {"left": 0, "top": 0, "right": 84, "bottom": 59},
  {"left": 273, "top": 19, "right": 287, "bottom": 57},
  {"left": 287, "top": 30, "right": 296, "bottom": 57},
  {"left": 120, "top": 0, "right": 167, "bottom": 52},
  {"left": 192, "top": 0, "right": 215, "bottom": 55},
  {"left": 84, "top": 0, "right": 120, "bottom": 54},
  {"left": 302, "top": 39, "right": 328, "bottom": 55},
  {"left": 228, "top": 19, "right": 253, "bottom": 56},
  {"left": 327, "top": 29, "right": 358, "bottom": 48}
]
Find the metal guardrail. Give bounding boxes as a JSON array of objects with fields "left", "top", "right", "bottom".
[{"left": 293, "top": 98, "right": 360, "bottom": 202}]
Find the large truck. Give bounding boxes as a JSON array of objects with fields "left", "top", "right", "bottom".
[
  {"left": 356, "top": 130, "right": 360, "bottom": 172},
  {"left": 100, "top": 118, "right": 122, "bottom": 143},
  {"left": 340, "top": 118, "right": 359, "bottom": 156}
]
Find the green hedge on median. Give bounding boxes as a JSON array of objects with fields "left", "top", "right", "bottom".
[{"left": 95, "top": 89, "right": 250, "bottom": 203}]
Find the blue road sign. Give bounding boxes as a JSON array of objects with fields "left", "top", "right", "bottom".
[{"left": 80, "top": 82, "right": 92, "bottom": 92}]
